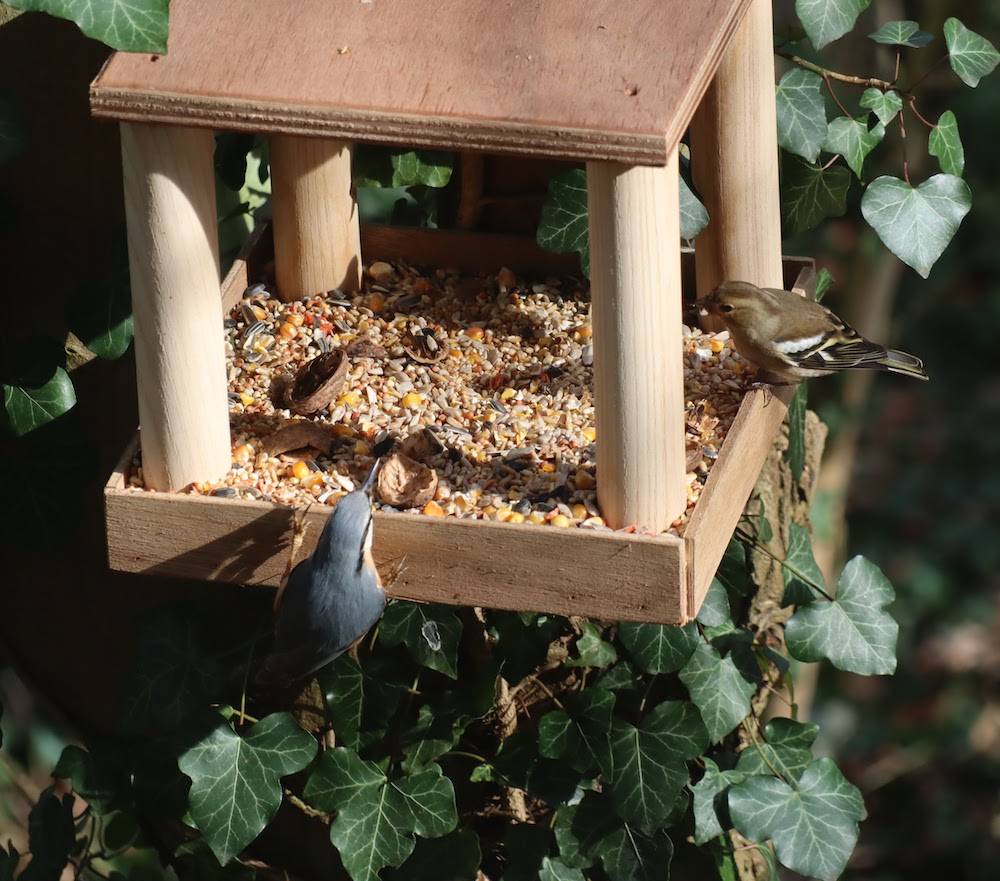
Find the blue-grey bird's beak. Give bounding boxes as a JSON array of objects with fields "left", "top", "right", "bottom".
[{"left": 360, "top": 458, "right": 382, "bottom": 495}]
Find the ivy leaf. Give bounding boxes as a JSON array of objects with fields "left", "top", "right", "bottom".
[
  {"left": 0, "top": 91, "right": 27, "bottom": 165},
  {"left": 379, "top": 602, "right": 462, "bottom": 678},
  {"left": 596, "top": 825, "right": 673, "bottom": 881},
  {"left": 775, "top": 69, "right": 827, "bottom": 163},
  {"left": 3, "top": 367, "right": 76, "bottom": 437},
  {"left": 304, "top": 751, "right": 457, "bottom": 881},
  {"left": 26, "top": 786, "right": 76, "bottom": 879},
  {"left": 823, "top": 115, "right": 884, "bottom": 179},
  {"left": 786, "top": 555, "right": 898, "bottom": 675},
  {"left": 691, "top": 758, "right": 747, "bottom": 845},
  {"left": 796, "top": 0, "right": 872, "bottom": 50},
  {"left": 537, "top": 168, "right": 590, "bottom": 277},
  {"left": 5, "top": 0, "right": 170, "bottom": 53},
  {"left": 717, "top": 536, "right": 751, "bottom": 597},
  {"left": 178, "top": 713, "right": 318, "bottom": 864},
  {"left": 618, "top": 621, "right": 699, "bottom": 673},
  {"left": 540, "top": 856, "right": 587, "bottom": 881},
  {"left": 568, "top": 621, "right": 617, "bottom": 668},
  {"left": 679, "top": 642, "right": 755, "bottom": 742},
  {"left": 781, "top": 523, "right": 826, "bottom": 607},
  {"left": 697, "top": 578, "right": 733, "bottom": 627},
  {"left": 319, "top": 655, "right": 365, "bottom": 749},
  {"left": 780, "top": 152, "right": 850, "bottom": 235},
  {"left": 944, "top": 18, "right": 1000, "bottom": 88},
  {"left": 354, "top": 146, "right": 454, "bottom": 188},
  {"left": 928, "top": 111, "right": 965, "bottom": 177},
  {"left": 395, "top": 829, "right": 481, "bottom": 881},
  {"left": 604, "top": 701, "right": 707, "bottom": 830},
  {"left": 503, "top": 824, "right": 552, "bottom": 881},
  {"left": 679, "top": 175, "right": 709, "bottom": 240},
  {"left": 553, "top": 795, "right": 618, "bottom": 870},
  {"left": 860, "top": 88, "right": 903, "bottom": 127},
  {"left": 786, "top": 385, "right": 807, "bottom": 482},
  {"left": 868, "top": 21, "right": 933, "bottom": 48},
  {"left": 538, "top": 687, "right": 615, "bottom": 774},
  {"left": 488, "top": 611, "right": 568, "bottom": 685},
  {"left": 121, "top": 610, "right": 226, "bottom": 732},
  {"left": 484, "top": 732, "right": 582, "bottom": 806},
  {"left": 861, "top": 174, "right": 971, "bottom": 278},
  {"left": 735, "top": 718, "right": 819, "bottom": 783},
  {"left": 729, "top": 758, "right": 866, "bottom": 881}
]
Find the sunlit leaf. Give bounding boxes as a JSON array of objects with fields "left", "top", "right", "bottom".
[
  {"left": 860, "top": 88, "right": 903, "bottom": 127},
  {"left": 618, "top": 621, "right": 698, "bottom": 673},
  {"left": 178, "top": 713, "right": 318, "bottom": 864},
  {"left": 691, "top": 758, "right": 746, "bottom": 845},
  {"left": 868, "top": 20, "right": 933, "bottom": 48},
  {"left": 3, "top": 368, "right": 76, "bottom": 437},
  {"left": 729, "top": 758, "right": 865, "bottom": 880},
  {"left": 861, "top": 174, "right": 971, "bottom": 277},
  {"left": 6, "top": 0, "right": 170, "bottom": 53},
  {"left": 823, "top": 115, "right": 884, "bottom": 178},
  {"left": 796, "top": 0, "right": 872, "bottom": 49},
  {"left": 775, "top": 69, "right": 827, "bottom": 162},
  {"left": 781, "top": 523, "right": 827, "bottom": 606},
  {"left": 679, "top": 642, "right": 755, "bottom": 742},
  {"left": 786, "top": 556, "right": 898, "bottom": 675},
  {"left": 537, "top": 168, "right": 590, "bottom": 277},
  {"left": 944, "top": 18, "right": 1000, "bottom": 88},
  {"left": 680, "top": 175, "right": 709, "bottom": 240},
  {"left": 928, "top": 110, "right": 965, "bottom": 176},
  {"left": 734, "top": 718, "right": 819, "bottom": 782}
]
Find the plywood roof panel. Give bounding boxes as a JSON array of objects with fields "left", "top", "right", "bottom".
[{"left": 91, "top": 0, "right": 751, "bottom": 164}]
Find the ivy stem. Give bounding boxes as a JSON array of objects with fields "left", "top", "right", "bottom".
[
  {"left": 823, "top": 73, "right": 852, "bottom": 118},
  {"left": 908, "top": 96, "right": 936, "bottom": 129},
  {"left": 528, "top": 674, "right": 567, "bottom": 711},
  {"left": 777, "top": 51, "right": 896, "bottom": 90},
  {"left": 284, "top": 790, "right": 331, "bottom": 823},
  {"left": 821, "top": 154, "right": 841, "bottom": 171},
  {"left": 447, "top": 750, "right": 489, "bottom": 764},
  {"left": 743, "top": 717, "right": 786, "bottom": 783},
  {"left": 894, "top": 50, "right": 901, "bottom": 84},
  {"left": 637, "top": 674, "right": 660, "bottom": 720},
  {"left": 734, "top": 526, "right": 836, "bottom": 602},
  {"left": 899, "top": 111, "right": 911, "bottom": 185}
]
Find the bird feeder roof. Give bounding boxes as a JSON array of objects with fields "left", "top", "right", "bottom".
[{"left": 91, "top": 0, "right": 751, "bottom": 165}]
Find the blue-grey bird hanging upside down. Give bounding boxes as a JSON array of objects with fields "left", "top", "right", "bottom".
[{"left": 257, "top": 462, "right": 385, "bottom": 684}]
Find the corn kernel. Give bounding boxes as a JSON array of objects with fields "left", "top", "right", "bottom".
[
  {"left": 574, "top": 469, "right": 596, "bottom": 490},
  {"left": 279, "top": 322, "right": 298, "bottom": 339},
  {"left": 365, "top": 292, "right": 386, "bottom": 313},
  {"left": 301, "top": 472, "right": 325, "bottom": 490},
  {"left": 571, "top": 504, "right": 588, "bottom": 520},
  {"left": 575, "top": 324, "right": 593, "bottom": 339},
  {"left": 233, "top": 444, "right": 254, "bottom": 464},
  {"left": 541, "top": 462, "right": 556, "bottom": 473},
  {"left": 291, "top": 461, "right": 310, "bottom": 480},
  {"left": 527, "top": 511, "right": 547, "bottom": 525},
  {"left": 582, "top": 427, "right": 597, "bottom": 443},
  {"left": 708, "top": 338, "right": 726, "bottom": 353},
  {"left": 500, "top": 387, "right": 516, "bottom": 400},
  {"left": 239, "top": 391, "right": 254, "bottom": 406},
  {"left": 251, "top": 304, "right": 267, "bottom": 321},
  {"left": 354, "top": 440, "right": 370, "bottom": 455},
  {"left": 583, "top": 516, "right": 605, "bottom": 528},
  {"left": 285, "top": 312, "right": 305, "bottom": 327},
  {"left": 332, "top": 425, "right": 356, "bottom": 438},
  {"left": 495, "top": 506, "right": 512, "bottom": 522},
  {"left": 338, "top": 391, "right": 361, "bottom": 407},
  {"left": 482, "top": 505, "right": 497, "bottom": 518},
  {"left": 550, "top": 514, "right": 571, "bottom": 528},
  {"left": 507, "top": 512, "right": 525, "bottom": 524},
  {"left": 423, "top": 500, "right": 445, "bottom": 517},
  {"left": 402, "top": 392, "right": 422, "bottom": 409},
  {"left": 465, "top": 326, "right": 485, "bottom": 340}
]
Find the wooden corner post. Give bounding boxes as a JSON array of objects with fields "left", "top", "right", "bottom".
[
  {"left": 689, "top": 0, "right": 783, "bottom": 298},
  {"left": 270, "top": 136, "right": 362, "bottom": 300},
  {"left": 120, "top": 122, "right": 230, "bottom": 492},
  {"left": 586, "top": 154, "right": 686, "bottom": 533}
]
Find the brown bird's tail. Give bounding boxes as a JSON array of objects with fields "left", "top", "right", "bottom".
[{"left": 880, "top": 348, "right": 929, "bottom": 380}]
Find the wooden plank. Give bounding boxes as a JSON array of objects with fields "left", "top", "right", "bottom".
[
  {"left": 91, "top": 0, "right": 752, "bottom": 166},
  {"left": 121, "top": 121, "right": 230, "bottom": 491},
  {"left": 271, "top": 136, "right": 361, "bottom": 299},
  {"left": 690, "top": 0, "right": 783, "bottom": 326},
  {"left": 684, "top": 265, "right": 816, "bottom": 610},
  {"left": 587, "top": 156, "right": 685, "bottom": 531},
  {"left": 105, "top": 482, "right": 686, "bottom": 623}
]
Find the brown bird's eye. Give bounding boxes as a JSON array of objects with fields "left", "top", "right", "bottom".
[{"left": 721, "top": 304, "right": 734, "bottom": 313}]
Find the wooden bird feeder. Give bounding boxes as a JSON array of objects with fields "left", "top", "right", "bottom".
[{"left": 94, "top": 0, "right": 806, "bottom": 624}]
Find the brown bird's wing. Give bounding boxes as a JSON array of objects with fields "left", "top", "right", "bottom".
[{"left": 778, "top": 308, "right": 889, "bottom": 372}]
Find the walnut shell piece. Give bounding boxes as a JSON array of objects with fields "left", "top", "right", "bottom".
[
  {"left": 376, "top": 453, "right": 439, "bottom": 508},
  {"left": 263, "top": 422, "right": 337, "bottom": 458},
  {"left": 283, "top": 349, "right": 349, "bottom": 415}
]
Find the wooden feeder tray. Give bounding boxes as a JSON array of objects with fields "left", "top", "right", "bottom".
[{"left": 104, "top": 224, "right": 810, "bottom": 624}]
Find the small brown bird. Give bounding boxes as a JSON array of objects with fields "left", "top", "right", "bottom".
[{"left": 694, "top": 280, "right": 928, "bottom": 383}]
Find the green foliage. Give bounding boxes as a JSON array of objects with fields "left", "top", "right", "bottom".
[
  {"left": 2, "top": 365, "right": 75, "bottom": 437},
  {"left": 379, "top": 602, "right": 462, "bottom": 678},
  {"left": 354, "top": 147, "right": 454, "bottom": 189},
  {"left": 944, "top": 18, "right": 1000, "bottom": 88},
  {"left": 861, "top": 174, "right": 972, "bottom": 278},
  {"left": 868, "top": 20, "right": 934, "bottom": 48},
  {"left": 822, "top": 115, "right": 883, "bottom": 179},
  {"left": 178, "top": 713, "right": 318, "bottom": 863},
  {"left": 5, "top": 0, "right": 170, "bottom": 53},
  {"left": 796, "top": 0, "right": 871, "bottom": 50},
  {"left": 779, "top": 153, "right": 851, "bottom": 235},
  {"left": 928, "top": 110, "right": 965, "bottom": 176},
  {"left": 678, "top": 642, "right": 755, "bottom": 743},
  {"left": 776, "top": 69, "right": 827, "bottom": 163}
]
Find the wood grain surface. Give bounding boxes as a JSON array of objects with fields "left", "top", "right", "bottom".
[{"left": 91, "top": 0, "right": 752, "bottom": 164}]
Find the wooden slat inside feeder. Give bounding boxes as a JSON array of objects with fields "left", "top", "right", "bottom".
[{"left": 91, "top": 0, "right": 752, "bottom": 165}]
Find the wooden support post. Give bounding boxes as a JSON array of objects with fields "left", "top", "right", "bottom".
[
  {"left": 587, "top": 155, "right": 686, "bottom": 533},
  {"left": 120, "top": 122, "right": 230, "bottom": 492},
  {"left": 690, "top": 0, "right": 783, "bottom": 304},
  {"left": 270, "top": 136, "right": 361, "bottom": 300}
]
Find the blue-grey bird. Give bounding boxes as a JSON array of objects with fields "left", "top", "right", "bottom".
[{"left": 257, "top": 463, "right": 385, "bottom": 684}]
